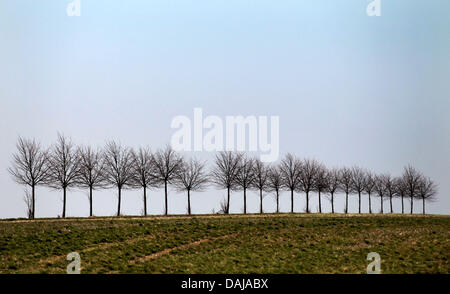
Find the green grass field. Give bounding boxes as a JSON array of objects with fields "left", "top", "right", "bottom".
[{"left": 0, "top": 214, "right": 448, "bottom": 274}]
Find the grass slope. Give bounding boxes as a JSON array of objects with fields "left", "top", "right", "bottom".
[{"left": 0, "top": 214, "right": 448, "bottom": 273}]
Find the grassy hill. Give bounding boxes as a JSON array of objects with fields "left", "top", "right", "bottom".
[{"left": 0, "top": 214, "right": 448, "bottom": 273}]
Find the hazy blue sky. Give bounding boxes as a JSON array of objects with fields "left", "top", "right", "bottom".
[{"left": 1, "top": 0, "right": 449, "bottom": 218}]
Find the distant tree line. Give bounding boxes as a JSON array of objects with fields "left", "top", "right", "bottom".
[{"left": 8, "top": 134, "right": 438, "bottom": 219}]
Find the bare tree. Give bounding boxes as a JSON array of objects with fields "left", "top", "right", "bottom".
[
  {"left": 103, "top": 141, "right": 135, "bottom": 217},
  {"left": 76, "top": 146, "right": 106, "bottom": 217},
  {"left": 129, "top": 147, "right": 156, "bottom": 216},
  {"left": 267, "top": 165, "right": 283, "bottom": 213},
  {"left": 218, "top": 197, "right": 228, "bottom": 214},
  {"left": 417, "top": 176, "right": 437, "bottom": 214},
  {"left": 351, "top": 167, "right": 366, "bottom": 214},
  {"left": 8, "top": 137, "right": 50, "bottom": 219},
  {"left": 402, "top": 165, "right": 422, "bottom": 214},
  {"left": 252, "top": 159, "right": 269, "bottom": 214},
  {"left": 23, "top": 189, "right": 33, "bottom": 219},
  {"left": 313, "top": 163, "right": 328, "bottom": 213},
  {"left": 394, "top": 176, "right": 407, "bottom": 214},
  {"left": 383, "top": 174, "right": 395, "bottom": 213},
  {"left": 233, "top": 155, "right": 255, "bottom": 214},
  {"left": 152, "top": 145, "right": 183, "bottom": 215},
  {"left": 363, "top": 171, "right": 376, "bottom": 214},
  {"left": 325, "top": 168, "right": 340, "bottom": 213},
  {"left": 374, "top": 174, "right": 388, "bottom": 214},
  {"left": 174, "top": 158, "right": 209, "bottom": 215},
  {"left": 211, "top": 151, "right": 242, "bottom": 214},
  {"left": 339, "top": 167, "right": 353, "bottom": 214},
  {"left": 297, "top": 159, "right": 319, "bottom": 213},
  {"left": 279, "top": 154, "right": 302, "bottom": 213},
  {"left": 46, "top": 134, "right": 81, "bottom": 218}
]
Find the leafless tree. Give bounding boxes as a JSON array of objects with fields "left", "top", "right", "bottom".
[
  {"left": 363, "top": 171, "right": 376, "bottom": 214},
  {"left": 252, "top": 159, "right": 269, "bottom": 214},
  {"left": 76, "top": 146, "right": 106, "bottom": 217},
  {"left": 267, "top": 165, "right": 283, "bottom": 213},
  {"left": 297, "top": 159, "right": 320, "bottom": 213},
  {"left": 339, "top": 167, "right": 353, "bottom": 214},
  {"left": 23, "top": 189, "right": 33, "bottom": 219},
  {"left": 383, "top": 174, "right": 395, "bottom": 213},
  {"left": 394, "top": 176, "right": 407, "bottom": 214},
  {"left": 313, "top": 163, "right": 328, "bottom": 213},
  {"left": 152, "top": 145, "right": 183, "bottom": 215},
  {"left": 211, "top": 151, "right": 242, "bottom": 214},
  {"left": 279, "top": 154, "right": 302, "bottom": 213},
  {"left": 417, "top": 176, "right": 437, "bottom": 214},
  {"left": 233, "top": 155, "right": 255, "bottom": 214},
  {"left": 174, "top": 158, "right": 209, "bottom": 215},
  {"left": 46, "top": 134, "right": 81, "bottom": 218},
  {"left": 402, "top": 165, "right": 422, "bottom": 214},
  {"left": 130, "top": 147, "right": 156, "bottom": 216},
  {"left": 325, "top": 168, "right": 340, "bottom": 213},
  {"left": 218, "top": 197, "right": 228, "bottom": 214},
  {"left": 374, "top": 174, "right": 389, "bottom": 214},
  {"left": 103, "top": 141, "right": 135, "bottom": 217},
  {"left": 8, "top": 137, "right": 50, "bottom": 219},
  {"left": 351, "top": 167, "right": 366, "bottom": 214}
]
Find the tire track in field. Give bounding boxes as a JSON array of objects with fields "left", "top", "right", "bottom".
[
  {"left": 36, "top": 233, "right": 155, "bottom": 266},
  {"left": 129, "top": 233, "right": 238, "bottom": 264}
]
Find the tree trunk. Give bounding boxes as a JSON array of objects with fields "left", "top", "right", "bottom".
[
  {"left": 306, "top": 191, "right": 309, "bottom": 213},
  {"left": 368, "top": 192, "right": 372, "bottom": 214},
  {"left": 276, "top": 190, "right": 279, "bottom": 213},
  {"left": 164, "top": 181, "right": 168, "bottom": 215},
  {"left": 226, "top": 187, "right": 230, "bottom": 214},
  {"left": 390, "top": 194, "right": 393, "bottom": 213},
  {"left": 318, "top": 191, "right": 322, "bottom": 213},
  {"left": 410, "top": 195, "right": 413, "bottom": 214},
  {"left": 187, "top": 189, "right": 191, "bottom": 215},
  {"left": 32, "top": 184, "right": 35, "bottom": 219},
  {"left": 117, "top": 187, "right": 121, "bottom": 217},
  {"left": 380, "top": 195, "right": 383, "bottom": 214},
  {"left": 331, "top": 192, "right": 334, "bottom": 213},
  {"left": 290, "top": 189, "right": 294, "bottom": 213},
  {"left": 62, "top": 187, "right": 66, "bottom": 218},
  {"left": 89, "top": 186, "right": 93, "bottom": 217},
  {"left": 243, "top": 188, "right": 247, "bottom": 214},
  {"left": 358, "top": 192, "right": 361, "bottom": 214},
  {"left": 422, "top": 197, "right": 425, "bottom": 215},
  {"left": 259, "top": 189, "right": 263, "bottom": 214},
  {"left": 143, "top": 186, "right": 147, "bottom": 216},
  {"left": 345, "top": 192, "right": 349, "bottom": 213},
  {"left": 401, "top": 194, "right": 404, "bottom": 214}
]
